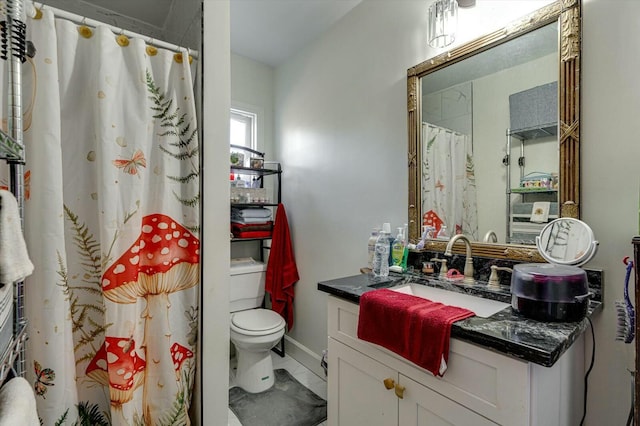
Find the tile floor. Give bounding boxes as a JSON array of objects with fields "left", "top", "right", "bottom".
[{"left": 228, "top": 352, "right": 328, "bottom": 426}]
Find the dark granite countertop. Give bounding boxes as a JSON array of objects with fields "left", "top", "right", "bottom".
[{"left": 318, "top": 272, "right": 602, "bottom": 367}]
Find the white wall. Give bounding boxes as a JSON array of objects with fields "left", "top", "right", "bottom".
[
  {"left": 275, "top": 0, "right": 413, "bottom": 365},
  {"left": 581, "top": 0, "right": 640, "bottom": 423},
  {"left": 200, "top": 1, "right": 230, "bottom": 425},
  {"left": 273, "top": 0, "right": 640, "bottom": 423}
]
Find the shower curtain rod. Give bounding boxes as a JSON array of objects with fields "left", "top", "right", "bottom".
[
  {"left": 424, "top": 122, "right": 467, "bottom": 138},
  {"left": 27, "top": 1, "right": 199, "bottom": 60}
]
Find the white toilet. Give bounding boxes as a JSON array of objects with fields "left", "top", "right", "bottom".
[{"left": 230, "top": 258, "right": 286, "bottom": 393}]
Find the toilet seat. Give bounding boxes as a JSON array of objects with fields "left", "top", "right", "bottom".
[{"left": 231, "top": 309, "right": 285, "bottom": 336}]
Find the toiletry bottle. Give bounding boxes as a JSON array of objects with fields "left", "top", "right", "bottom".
[
  {"left": 373, "top": 223, "right": 392, "bottom": 277},
  {"left": 367, "top": 228, "right": 380, "bottom": 269},
  {"left": 416, "top": 225, "right": 431, "bottom": 249},
  {"left": 391, "top": 227, "right": 405, "bottom": 267}
]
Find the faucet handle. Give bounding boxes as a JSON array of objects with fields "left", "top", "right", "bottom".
[
  {"left": 431, "top": 258, "right": 448, "bottom": 278},
  {"left": 488, "top": 265, "right": 513, "bottom": 289}
]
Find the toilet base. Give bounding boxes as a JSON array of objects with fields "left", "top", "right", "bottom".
[{"left": 235, "top": 348, "right": 275, "bottom": 393}]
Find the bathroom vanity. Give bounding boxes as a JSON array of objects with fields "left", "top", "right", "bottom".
[{"left": 319, "top": 274, "right": 598, "bottom": 426}]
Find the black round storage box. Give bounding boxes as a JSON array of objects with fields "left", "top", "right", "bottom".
[
  {"left": 510, "top": 217, "right": 598, "bottom": 322},
  {"left": 511, "top": 264, "right": 590, "bottom": 322}
]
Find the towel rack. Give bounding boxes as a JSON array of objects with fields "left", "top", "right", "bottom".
[{"left": 0, "top": 0, "right": 29, "bottom": 381}]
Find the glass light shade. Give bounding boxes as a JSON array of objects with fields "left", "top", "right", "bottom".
[{"left": 428, "top": 0, "right": 458, "bottom": 48}]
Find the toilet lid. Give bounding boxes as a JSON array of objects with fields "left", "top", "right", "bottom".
[{"left": 231, "top": 309, "right": 285, "bottom": 332}]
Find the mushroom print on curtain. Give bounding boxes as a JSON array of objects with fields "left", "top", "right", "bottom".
[{"left": 0, "top": 9, "right": 199, "bottom": 425}]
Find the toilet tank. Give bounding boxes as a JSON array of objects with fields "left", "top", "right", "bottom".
[{"left": 230, "top": 258, "right": 267, "bottom": 312}]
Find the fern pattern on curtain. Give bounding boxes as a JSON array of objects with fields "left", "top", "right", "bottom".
[
  {"left": 0, "top": 10, "right": 200, "bottom": 425},
  {"left": 421, "top": 123, "right": 478, "bottom": 240}
]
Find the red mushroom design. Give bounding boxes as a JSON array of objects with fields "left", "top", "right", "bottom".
[
  {"left": 101, "top": 214, "right": 199, "bottom": 425},
  {"left": 170, "top": 342, "right": 194, "bottom": 381},
  {"left": 423, "top": 209, "right": 444, "bottom": 234},
  {"left": 85, "top": 336, "right": 146, "bottom": 408}
]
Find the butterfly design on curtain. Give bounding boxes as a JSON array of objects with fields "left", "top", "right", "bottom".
[
  {"left": 112, "top": 149, "right": 147, "bottom": 176},
  {"left": 33, "top": 360, "right": 55, "bottom": 398}
]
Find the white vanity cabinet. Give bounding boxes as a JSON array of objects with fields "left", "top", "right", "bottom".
[{"left": 326, "top": 295, "right": 585, "bottom": 426}]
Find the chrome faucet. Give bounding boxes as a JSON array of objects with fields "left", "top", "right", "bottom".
[
  {"left": 483, "top": 230, "right": 498, "bottom": 243},
  {"left": 444, "top": 234, "right": 475, "bottom": 284}
]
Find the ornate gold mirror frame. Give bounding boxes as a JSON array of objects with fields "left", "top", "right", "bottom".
[{"left": 407, "top": 0, "right": 581, "bottom": 262}]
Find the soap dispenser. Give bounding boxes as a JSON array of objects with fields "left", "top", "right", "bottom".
[{"left": 391, "top": 227, "right": 405, "bottom": 267}]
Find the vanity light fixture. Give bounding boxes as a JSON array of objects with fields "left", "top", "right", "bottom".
[
  {"left": 457, "top": 0, "right": 475, "bottom": 7},
  {"left": 428, "top": 0, "right": 458, "bottom": 48}
]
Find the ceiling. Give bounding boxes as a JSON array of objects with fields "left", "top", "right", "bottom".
[
  {"left": 230, "top": 0, "right": 362, "bottom": 67},
  {"left": 74, "top": 0, "right": 176, "bottom": 28},
  {"left": 48, "top": 0, "right": 362, "bottom": 67}
]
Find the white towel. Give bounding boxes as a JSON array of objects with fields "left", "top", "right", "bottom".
[
  {"left": 530, "top": 201, "right": 551, "bottom": 223},
  {"left": 0, "top": 190, "right": 34, "bottom": 284},
  {"left": 231, "top": 207, "right": 273, "bottom": 219},
  {"left": 0, "top": 377, "right": 39, "bottom": 426},
  {"left": 231, "top": 217, "right": 273, "bottom": 225}
]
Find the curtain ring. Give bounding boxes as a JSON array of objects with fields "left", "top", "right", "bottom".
[
  {"left": 116, "top": 29, "right": 130, "bottom": 47},
  {"left": 33, "top": 1, "right": 43, "bottom": 20},
  {"left": 178, "top": 48, "right": 193, "bottom": 65},
  {"left": 146, "top": 38, "right": 158, "bottom": 56},
  {"left": 77, "top": 17, "right": 93, "bottom": 38}
]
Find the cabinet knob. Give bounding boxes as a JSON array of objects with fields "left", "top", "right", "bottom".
[
  {"left": 383, "top": 378, "right": 395, "bottom": 390},
  {"left": 394, "top": 384, "right": 406, "bottom": 399}
]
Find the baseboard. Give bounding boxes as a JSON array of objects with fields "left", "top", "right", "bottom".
[{"left": 283, "top": 335, "right": 326, "bottom": 379}]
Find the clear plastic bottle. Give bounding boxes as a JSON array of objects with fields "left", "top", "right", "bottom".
[
  {"left": 367, "top": 228, "right": 380, "bottom": 269},
  {"left": 436, "top": 225, "right": 449, "bottom": 240},
  {"left": 373, "top": 223, "right": 392, "bottom": 277},
  {"left": 391, "top": 227, "right": 405, "bottom": 267}
]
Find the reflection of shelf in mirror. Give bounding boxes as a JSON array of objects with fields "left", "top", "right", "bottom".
[
  {"left": 509, "top": 123, "right": 557, "bottom": 140},
  {"left": 511, "top": 213, "right": 559, "bottom": 220},
  {"left": 511, "top": 187, "right": 558, "bottom": 194}
]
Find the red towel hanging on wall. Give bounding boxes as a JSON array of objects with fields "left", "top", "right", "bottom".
[{"left": 266, "top": 203, "right": 299, "bottom": 331}]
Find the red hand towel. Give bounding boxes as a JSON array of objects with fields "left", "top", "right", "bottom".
[
  {"left": 357, "top": 288, "right": 474, "bottom": 377},
  {"left": 265, "top": 204, "right": 299, "bottom": 331},
  {"left": 231, "top": 221, "right": 273, "bottom": 232},
  {"left": 233, "top": 230, "right": 273, "bottom": 239}
]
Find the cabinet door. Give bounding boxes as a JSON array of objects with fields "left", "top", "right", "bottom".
[
  {"left": 328, "top": 338, "right": 398, "bottom": 426},
  {"left": 399, "top": 374, "right": 498, "bottom": 426}
]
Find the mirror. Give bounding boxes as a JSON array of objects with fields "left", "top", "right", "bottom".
[
  {"left": 536, "top": 218, "right": 598, "bottom": 265},
  {"left": 408, "top": 0, "right": 581, "bottom": 261}
]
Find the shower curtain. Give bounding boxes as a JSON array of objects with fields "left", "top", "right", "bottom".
[
  {"left": 422, "top": 123, "right": 478, "bottom": 240},
  {"left": 1, "top": 9, "right": 199, "bottom": 425}
]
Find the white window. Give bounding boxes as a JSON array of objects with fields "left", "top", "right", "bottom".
[{"left": 230, "top": 108, "right": 257, "bottom": 152}]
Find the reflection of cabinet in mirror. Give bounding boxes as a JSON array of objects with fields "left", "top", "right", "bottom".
[{"left": 505, "top": 82, "right": 558, "bottom": 244}]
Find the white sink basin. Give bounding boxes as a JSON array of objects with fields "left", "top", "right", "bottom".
[{"left": 390, "top": 283, "right": 508, "bottom": 318}]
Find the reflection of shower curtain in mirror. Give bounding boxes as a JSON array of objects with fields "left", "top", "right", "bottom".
[{"left": 422, "top": 123, "right": 478, "bottom": 239}]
